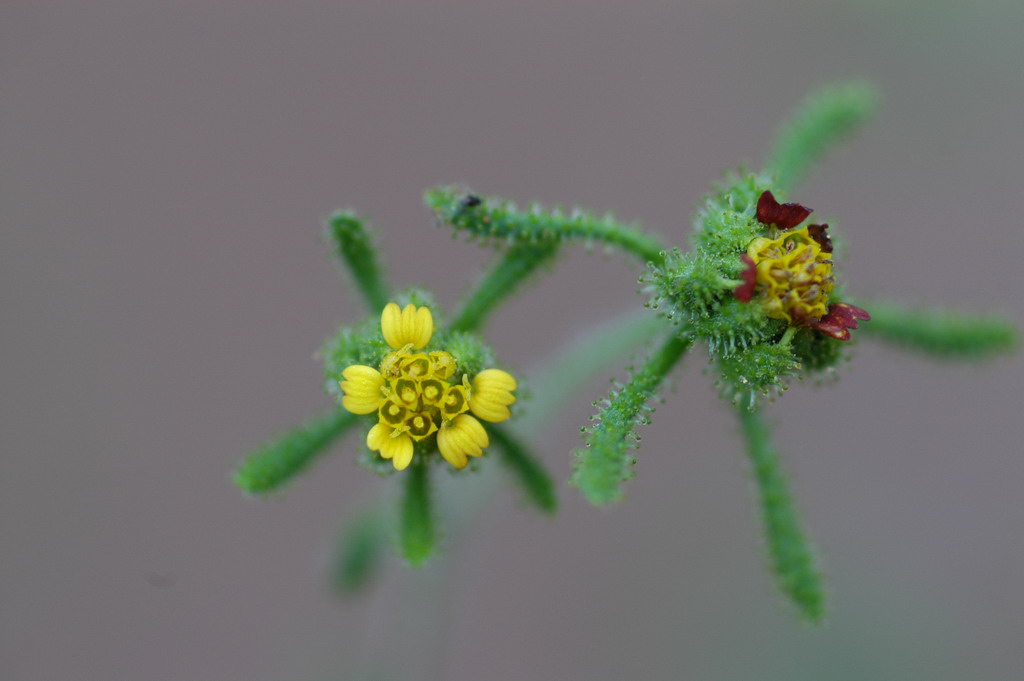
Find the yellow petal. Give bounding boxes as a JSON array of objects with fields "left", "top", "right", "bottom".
[
  {"left": 437, "top": 429, "right": 468, "bottom": 469},
  {"left": 437, "top": 415, "right": 489, "bottom": 469},
  {"left": 382, "top": 433, "right": 414, "bottom": 470},
  {"left": 342, "top": 394, "right": 383, "bottom": 414},
  {"left": 343, "top": 365, "right": 382, "bottom": 382},
  {"left": 381, "top": 302, "right": 433, "bottom": 350},
  {"left": 474, "top": 369, "right": 517, "bottom": 391},
  {"left": 469, "top": 369, "right": 517, "bottom": 423},
  {"left": 403, "top": 304, "right": 433, "bottom": 349},
  {"left": 340, "top": 365, "right": 385, "bottom": 414},
  {"left": 458, "top": 414, "right": 489, "bottom": 451},
  {"left": 366, "top": 423, "right": 390, "bottom": 453},
  {"left": 381, "top": 303, "right": 404, "bottom": 349}
]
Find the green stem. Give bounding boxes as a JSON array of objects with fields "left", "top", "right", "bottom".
[
  {"left": 333, "top": 508, "right": 387, "bottom": 595},
  {"left": 737, "top": 406, "right": 825, "bottom": 622},
  {"left": 234, "top": 409, "right": 357, "bottom": 495},
  {"left": 400, "top": 458, "right": 436, "bottom": 566},
  {"left": 572, "top": 331, "right": 693, "bottom": 505},
  {"left": 326, "top": 211, "right": 391, "bottom": 311},
  {"left": 426, "top": 186, "right": 667, "bottom": 266},
  {"left": 449, "top": 241, "right": 559, "bottom": 333}
]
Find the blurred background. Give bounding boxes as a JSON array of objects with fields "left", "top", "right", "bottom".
[{"left": 3, "top": 1, "right": 1023, "bottom": 679}]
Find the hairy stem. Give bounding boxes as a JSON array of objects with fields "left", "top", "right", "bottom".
[
  {"left": 333, "top": 508, "right": 387, "bottom": 595},
  {"left": 449, "top": 241, "right": 559, "bottom": 333},
  {"left": 400, "top": 458, "right": 436, "bottom": 566},
  {"left": 572, "top": 331, "right": 693, "bottom": 505},
  {"left": 737, "top": 406, "right": 825, "bottom": 622},
  {"left": 766, "top": 81, "right": 879, "bottom": 193},
  {"left": 235, "top": 410, "right": 357, "bottom": 494},
  {"left": 327, "top": 211, "right": 391, "bottom": 311},
  {"left": 857, "top": 301, "right": 1017, "bottom": 359},
  {"left": 426, "top": 186, "right": 666, "bottom": 266}
]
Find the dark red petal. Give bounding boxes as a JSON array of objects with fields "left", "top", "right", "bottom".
[
  {"left": 756, "top": 191, "right": 812, "bottom": 230},
  {"left": 813, "top": 322, "right": 852, "bottom": 341},
  {"left": 807, "top": 224, "right": 834, "bottom": 253},
  {"left": 823, "top": 304, "right": 859, "bottom": 329},
  {"left": 734, "top": 254, "right": 757, "bottom": 302},
  {"left": 844, "top": 303, "right": 871, "bottom": 322},
  {"left": 810, "top": 303, "right": 871, "bottom": 341}
]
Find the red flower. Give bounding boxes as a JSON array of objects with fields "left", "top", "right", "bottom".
[
  {"left": 756, "top": 191, "right": 812, "bottom": 230},
  {"left": 807, "top": 303, "right": 871, "bottom": 341},
  {"left": 734, "top": 254, "right": 757, "bottom": 303}
]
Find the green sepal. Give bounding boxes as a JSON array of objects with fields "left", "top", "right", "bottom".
[
  {"left": 692, "top": 171, "right": 771, "bottom": 254},
  {"left": 790, "top": 327, "right": 847, "bottom": 373},
  {"left": 715, "top": 340, "right": 802, "bottom": 410},
  {"left": 321, "top": 317, "right": 390, "bottom": 402}
]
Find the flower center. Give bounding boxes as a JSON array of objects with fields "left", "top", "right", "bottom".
[
  {"left": 377, "top": 350, "right": 463, "bottom": 439},
  {"left": 746, "top": 227, "right": 834, "bottom": 323}
]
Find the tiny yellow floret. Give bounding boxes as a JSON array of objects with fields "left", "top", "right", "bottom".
[
  {"left": 340, "top": 302, "right": 517, "bottom": 471},
  {"left": 381, "top": 302, "right": 433, "bottom": 350}
]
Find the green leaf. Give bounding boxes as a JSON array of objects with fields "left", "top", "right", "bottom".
[
  {"left": 488, "top": 424, "right": 557, "bottom": 515},
  {"left": 737, "top": 406, "right": 826, "bottom": 622},
  {"left": 235, "top": 410, "right": 357, "bottom": 494}
]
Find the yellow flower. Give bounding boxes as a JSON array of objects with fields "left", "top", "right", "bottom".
[
  {"left": 469, "top": 369, "right": 517, "bottom": 422},
  {"left": 437, "top": 414, "right": 489, "bottom": 469},
  {"left": 339, "top": 302, "right": 517, "bottom": 471},
  {"left": 381, "top": 302, "right": 433, "bottom": 350},
  {"left": 745, "top": 226, "right": 834, "bottom": 324}
]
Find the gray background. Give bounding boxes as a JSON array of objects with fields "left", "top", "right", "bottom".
[{"left": 3, "top": 1, "right": 1023, "bottom": 680}]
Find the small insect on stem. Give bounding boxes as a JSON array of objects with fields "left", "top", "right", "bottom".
[{"left": 458, "top": 194, "right": 482, "bottom": 209}]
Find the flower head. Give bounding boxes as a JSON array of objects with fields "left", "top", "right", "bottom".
[
  {"left": 736, "top": 191, "right": 868, "bottom": 341},
  {"left": 339, "top": 302, "right": 516, "bottom": 470},
  {"left": 745, "top": 224, "right": 834, "bottom": 323}
]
